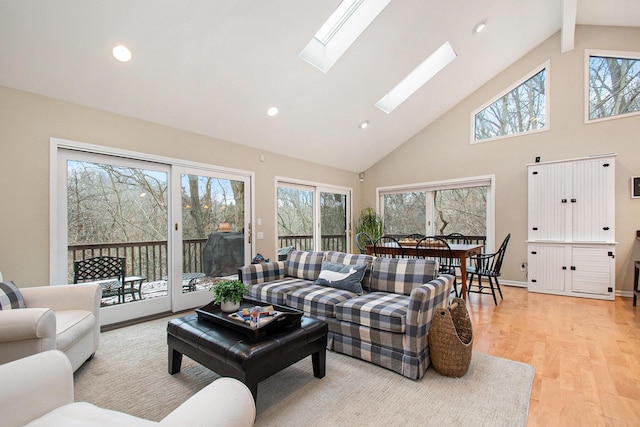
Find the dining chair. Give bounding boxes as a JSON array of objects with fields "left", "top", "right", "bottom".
[
  {"left": 373, "top": 235, "right": 401, "bottom": 257},
  {"left": 355, "top": 232, "right": 373, "bottom": 254},
  {"left": 466, "top": 233, "right": 511, "bottom": 305},
  {"left": 415, "top": 236, "right": 458, "bottom": 295}
]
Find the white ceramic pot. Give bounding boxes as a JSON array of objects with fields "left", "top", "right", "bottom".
[{"left": 220, "top": 300, "right": 240, "bottom": 313}]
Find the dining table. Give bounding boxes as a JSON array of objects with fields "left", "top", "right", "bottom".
[{"left": 365, "top": 243, "right": 484, "bottom": 300}]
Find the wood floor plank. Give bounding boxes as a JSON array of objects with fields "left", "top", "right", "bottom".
[{"left": 468, "top": 286, "right": 640, "bottom": 426}]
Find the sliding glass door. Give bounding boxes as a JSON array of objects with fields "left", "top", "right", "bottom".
[
  {"left": 56, "top": 150, "right": 172, "bottom": 325},
  {"left": 171, "top": 167, "right": 251, "bottom": 312},
  {"left": 53, "top": 143, "right": 253, "bottom": 325},
  {"left": 277, "top": 181, "right": 351, "bottom": 253}
]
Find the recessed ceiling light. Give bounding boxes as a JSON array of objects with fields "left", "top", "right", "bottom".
[
  {"left": 112, "top": 45, "right": 132, "bottom": 62},
  {"left": 473, "top": 20, "right": 487, "bottom": 34},
  {"left": 375, "top": 41, "right": 457, "bottom": 114},
  {"left": 359, "top": 120, "right": 369, "bottom": 129},
  {"left": 267, "top": 107, "right": 279, "bottom": 117}
]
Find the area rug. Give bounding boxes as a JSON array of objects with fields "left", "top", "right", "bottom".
[{"left": 74, "top": 314, "right": 534, "bottom": 426}]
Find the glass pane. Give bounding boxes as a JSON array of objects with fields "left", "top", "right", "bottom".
[
  {"left": 67, "top": 160, "right": 168, "bottom": 305},
  {"left": 277, "top": 186, "right": 314, "bottom": 251},
  {"left": 383, "top": 192, "right": 426, "bottom": 236},
  {"left": 320, "top": 192, "right": 347, "bottom": 251},
  {"left": 589, "top": 55, "right": 640, "bottom": 120},
  {"left": 433, "top": 187, "right": 487, "bottom": 236},
  {"left": 474, "top": 69, "right": 546, "bottom": 141},
  {"left": 180, "top": 174, "right": 245, "bottom": 292}
]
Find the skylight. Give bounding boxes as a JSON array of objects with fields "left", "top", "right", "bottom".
[
  {"left": 300, "top": 0, "right": 391, "bottom": 73},
  {"left": 314, "top": 0, "right": 364, "bottom": 45},
  {"left": 375, "top": 41, "right": 457, "bottom": 114}
]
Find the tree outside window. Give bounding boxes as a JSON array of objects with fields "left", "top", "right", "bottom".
[{"left": 589, "top": 54, "right": 640, "bottom": 121}]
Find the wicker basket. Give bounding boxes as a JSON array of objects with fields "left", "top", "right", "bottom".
[{"left": 428, "top": 297, "right": 473, "bottom": 377}]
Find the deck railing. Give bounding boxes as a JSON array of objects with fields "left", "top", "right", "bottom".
[
  {"left": 67, "top": 239, "right": 207, "bottom": 283},
  {"left": 68, "top": 234, "right": 484, "bottom": 282}
]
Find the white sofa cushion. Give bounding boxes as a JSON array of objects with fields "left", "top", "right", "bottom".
[
  {"left": 55, "top": 310, "right": 95, "bottom": 353},
  {"left": 25, "top": 402, "right": 156, "bottom": 427}
]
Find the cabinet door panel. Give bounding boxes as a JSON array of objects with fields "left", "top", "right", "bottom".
[
  {"left": 571, "top": 246, "right": 613, "bottom": 295},
  {"left": 528, "top": 164, "right": 570, "bottom": 241},
  {"left": 528, "top": 245, "right": 568, "bottom": 292},
  {"left": 571, "top": 159, "right": 615, "bottom": 242}
]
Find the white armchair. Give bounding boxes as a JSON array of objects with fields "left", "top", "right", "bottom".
[
  {"left": 0, "top": 350, "right": 256, "bottom": 427},
  {"left": 0, "top": 283, "right": 101, "bottom": 371}
]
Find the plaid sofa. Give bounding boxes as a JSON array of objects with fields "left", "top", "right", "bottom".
[{"left": 239, "top": 250, "right": 453, "bottom": 380}]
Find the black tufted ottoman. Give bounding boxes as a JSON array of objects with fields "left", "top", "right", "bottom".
[{"left": 167, "top": 313, "right": 328, "bottom": 401}]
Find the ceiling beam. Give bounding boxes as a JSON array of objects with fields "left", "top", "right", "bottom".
[{"left": 561, "top": 0, "right": 578, "bottom": 52}]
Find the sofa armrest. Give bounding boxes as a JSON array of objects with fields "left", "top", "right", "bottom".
[
  {"left": 239, "top": 261, "right": 286, "bottom": 285},
  {"left": 404, "top": 274, "right": 454, "bottom": 354},
  {"left": 0, "top": 350, "right": 74, "bottom": 427},
  {"left": 159, "top": 377, "right": 255, "bottom": 427},
  {"left": 20, "top": 283, "right": 101, "bottom": 314},
  {"left": 0, "top": 307, "right": 56, "bottom": 343}
]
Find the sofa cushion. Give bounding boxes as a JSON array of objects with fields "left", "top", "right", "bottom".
[
  {"left": 323, "top": 251, "right": 374, "bottom": 291},
  {"left": 247, "top": 277, "right": 313, "bottom": 306},
  {"left": 335, "top": 292, "right": 410, "bottom": 333},
  {"left": 0, "top": 281, "right": 25, "bottom": 310},
  {"left": 369, "top": 258, "right": 437, "bottom": 295},
  {"left": 25, "top": 402, "right": 156, "bottom": 427},
  {"left": 314, "top": 261, "right": 366, "bottom": 294},
  {"left": 285, "top": 250, "right": 324, "bottom": 280},
  {"left": 286, "top": 285, "right": 358, "bottom": 318},
  {"left": 54, "top": 310, "right": 95, "bottom": 353}
]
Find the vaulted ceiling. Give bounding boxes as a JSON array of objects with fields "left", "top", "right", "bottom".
[{"left": 1, "top": 1, "right": 639, "bottom": 172}]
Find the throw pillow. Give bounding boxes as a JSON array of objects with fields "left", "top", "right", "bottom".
[
  {"left": 285, "top": 250, "right": 325, "bottom": 280},
  {"left": 0, "top": 281, "right": 26, "bottom": 310},
  {"left": 314, "top": 261, "right": 367, "bottom": 294}
]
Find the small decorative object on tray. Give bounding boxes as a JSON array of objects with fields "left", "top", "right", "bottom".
[
  {"left": 229, "top": 305, "right": 283, "bottom": 329},
  {"left": 196, "top": 297, "right": 303, "bottom": 340}
]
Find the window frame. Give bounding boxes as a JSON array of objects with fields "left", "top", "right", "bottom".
[
  {"left": 584, "top": 49, "right": 640, "bottom": 124},
  {"left": 275, "top": 177, "right": 352, "bottom": 253},
  {"left": 470, "top": 61, "right": 550, "bottom": 145},
  {"left": 376, "top": 175, "right": 495, "bottom": 252}
]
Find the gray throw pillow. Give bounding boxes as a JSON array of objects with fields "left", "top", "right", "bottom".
[
  {"left": 0, "top": 281, "right": 25, "bottom": 310},
  {"left": 314, "top": 261, "right": 367, "bottom": 294}
]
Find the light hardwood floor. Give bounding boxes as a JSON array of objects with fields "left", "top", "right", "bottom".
[{"left": 468, "top": 285, "right": 640, "bottom": 426}]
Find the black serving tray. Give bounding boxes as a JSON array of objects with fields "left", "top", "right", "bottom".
[{"left": 196, "top": 297, "right": 303, "bottom": 340}]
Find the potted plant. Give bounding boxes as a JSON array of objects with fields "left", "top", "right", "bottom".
[
  {"left": 355, "top": 207, "right": 384, "bottom": 241},
  {"left": 211, "top": 279, "right": 248, "bottom": 312}
]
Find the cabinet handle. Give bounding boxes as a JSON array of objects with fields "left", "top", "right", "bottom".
[
  {"left": 603, "top": 227, "right": 610, "bottom": 231},
  {"left": 531, "top": 251, "right": 537, "bottom": 255},
  {"left": 608, "top": 251, "right": 615, "bottom": 259},
  {"left": 570, "top": 266, "right": 576, "bottom": 270},
  {"left": 531, "top": 279, "right": 537, "bottom": 283},
  {"left": 603, "top": 163, "right": 610, "bottom": 167},
  {"left": 562, "top": 266, "right": 567, "bottom": 270},
  {"left": 532, "top": 171, "right": 538, "bottom": 175},
  {"left": 571, "top": 199, "right": 577, "bottom": 203},
  {"left": 561, "top": 199, "right": 567, "bottom": 203},
  {"left": 532, "top": 227, "right": 538, "bottom": 231}
]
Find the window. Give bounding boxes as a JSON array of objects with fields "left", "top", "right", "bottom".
[
  {"left": 587, "top": 50, "right": 640, "bottom": 122},
  {"left": 472, "top": 62, "right": 549, "bottom": 143},
  {"left": 277, "top": 180, "right": 351, "bottom": 253},
  {"left": 378, "top": 176, "right": 494, "bottom": 249}
]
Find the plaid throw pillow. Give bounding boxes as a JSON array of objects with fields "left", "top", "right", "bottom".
[
  {"left": 0, "top": 281, "right": 26, "bottom": 310},
  {"left": 285, "top": 250, "right": 324, "bottom": 280}
]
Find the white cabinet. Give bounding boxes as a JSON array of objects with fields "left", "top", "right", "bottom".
[
  {"left": 528, "top": 156, "right": 615, "bottom": 242},
  {"left": 527, "top": 155, "right": 616, "bottom": 300},
  {"left": 528, "top": 243, "right": 615, "bottom": 299}
]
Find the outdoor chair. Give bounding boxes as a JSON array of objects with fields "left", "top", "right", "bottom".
[
  {"left": 466, "top": 233, "right": 511, "bottom": 305},
  {"left": 355, "top": 232, "right": 373, "bottom": 254},
  {"left": 73, "top": 256, "right": 145, "bottom": 303}
]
